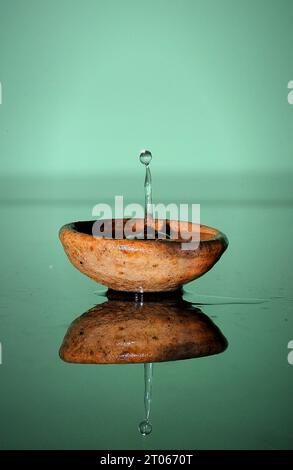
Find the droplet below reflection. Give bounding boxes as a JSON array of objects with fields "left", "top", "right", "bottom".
[
  {"left": 138, "top": 420, "right": 152, "bottom": 436},
  {"left": 138, "top": 362, "right": 153, "bottom": 436}
]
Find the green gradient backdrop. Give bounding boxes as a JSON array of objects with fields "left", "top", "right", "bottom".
[{"left": 0, "top": 0, "right": 293, "bottom": 178}]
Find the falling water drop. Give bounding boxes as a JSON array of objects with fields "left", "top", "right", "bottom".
[
  {"left": 138, "top": 362, "right": 153, "bottom": 436},
  {"left": 139, "top": 149, "right": 152, "bottom": 166}
]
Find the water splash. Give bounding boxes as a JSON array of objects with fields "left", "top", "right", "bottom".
[
  {"left": 138, "top": 362, "right": 153, "bottom": 436},
  {"left": 183, "top": 290, "right": 268, "bottom": 305},
  {"left": 139, "top": 150, "right": 153, "bottom": 223},
  {"left": 138, "top": 149, "right": 171, "bottom": 240}
]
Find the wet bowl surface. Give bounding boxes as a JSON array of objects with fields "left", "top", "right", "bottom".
[{"left": 59, "top": 218, "right": 228, "bottom": 292}]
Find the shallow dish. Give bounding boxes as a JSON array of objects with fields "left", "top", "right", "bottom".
[{"left": 59, "top": 218, "right": 228, "bottom": 292}]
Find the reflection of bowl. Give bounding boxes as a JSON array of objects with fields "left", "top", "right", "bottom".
[
  {"left": 59, "top": 294, "right": 228, "bottom": 364},
  {"left": 59, "top": 219, "right": 228, "bottom": 292}
]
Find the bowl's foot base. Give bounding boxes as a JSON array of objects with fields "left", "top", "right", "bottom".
[{"left": 106, "top": 287, "right": 183, "bottom": 301}]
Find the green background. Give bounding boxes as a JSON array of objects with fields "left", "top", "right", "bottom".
[
  {"left": 0, "top": 0, "right": 293, "bottom": 450},
  {"left": 1, "top": 0, "right": 293, "bottom": 177}
]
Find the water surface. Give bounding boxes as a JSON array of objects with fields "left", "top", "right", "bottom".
[{"left": 0, "top": 176, "right": 292, "bottom": 449}]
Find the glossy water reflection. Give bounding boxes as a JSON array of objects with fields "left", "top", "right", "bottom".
[
  {"left": 59, "top": 291, "right": 228, "bottom": 436},
  {"left": 139, "top": 363, "right": 153, "bottom": 436},
  {"left": 59, "top": 293, "right": 228, "bottom": 364}
]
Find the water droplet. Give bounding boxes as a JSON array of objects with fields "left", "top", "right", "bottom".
[
  {"left": 139, "top": 149, "right": 152, "bottom": 166},
  {"left": 138, "top": 420, "right": 152, "bottom": 436}
]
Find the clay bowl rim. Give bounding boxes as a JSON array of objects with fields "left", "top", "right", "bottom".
[{"left": 60, "top": 218, "right": 228, "bottom": 248}]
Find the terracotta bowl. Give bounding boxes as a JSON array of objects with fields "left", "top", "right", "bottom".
[
  {"left": 59, "top": 218, "right": 228, "bottom": 292},
  {"left": 59, "top": 295, "right": 228, "bottom": 364}
]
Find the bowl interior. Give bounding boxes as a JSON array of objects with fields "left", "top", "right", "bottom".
[{"left": 70, "top": 219, "right": 219, "bottom": 242}]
